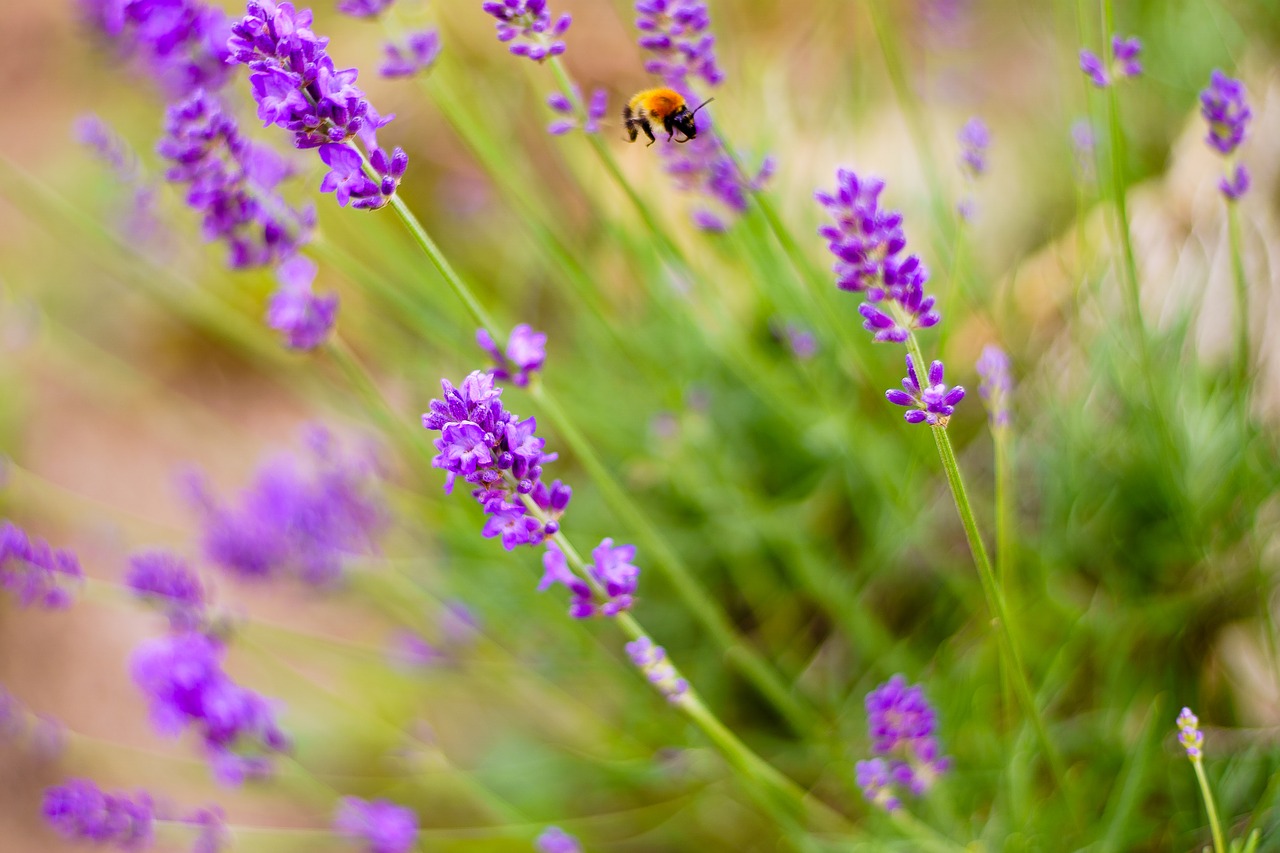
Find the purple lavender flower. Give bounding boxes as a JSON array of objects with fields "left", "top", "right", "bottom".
[
  {"left": 421, "top": 372, "right": 570, "bottom": 548},
  {"left": 957, "top": 117, "right": 989, "bottom": 177},
  {"left": 126, "top": 550, "right": 207, "bottom": 629},
  {"left": 333, "top": 797, "right": 419, "bottom": 853},
  {"left": 535, "top": 826, "right": 582, "bottom": 853},
  {"left": 1079, "top": 34, "right": 1142, "bottom": 88},
  {"left": 856, "top": 675, "right": 949, "bottom": 808},
  {"left": 0, "top": 521, "right": 83, "bottom": 609},
  {"left": 658, "top": 122, "right": 773, "bottom": 231},
  {"left": 1220, "top": 164, "right": 1250, "bottom": 201},
  {"left": 228, "top": 0, "right": 407, "bottom": 208},
  {"left": 81, "top": 0, "right": 233, "bottom": 96},
  {"left": 625, "top": 637, "right": 689, "bottom": 703},
  {"left": 337, "top": 0, "right": 394, "bottom": 17},
  {"left": 1071, "top": 118, "right": 1096, "bottom": 182},
  {"left": 267, "top": 255, "right": 339, "bottom": 349},
  {"left": 188, "top": 807, "right": 229, "bottom": 853},
  {"left": 1177, "top": 707, "right": 1204, "bottom": 760},
  {"left": 482, "top": 0, "right": 571, "bottom": 62},
  {"left": 886, "top": 356, "right": 965, "bottom": 427},
  {"left": 381, "top": 29, "right": 442, "bottom": 78},
  {"left": 773, "top": 319, "right": 816, "bottom": 360},
  {"left": 975, "top": 345, "right": 1012, "bottom": 428},
  {"left": 186, "top": 427, "right": 386, "bottom": 586},
  {"left": 477, "top": 324, "right": 547, "bottom": 386},
  {"left": 76, "top": 115, "right": 143, "bottom": 182},
  {"left": 131, "top": 631, "right": 289, "bottom": 785},
  {"left": 158, "top": 90, "right": 314, "bottom": 268},
  {"left": 855, "top": 758, "right": 903, "bottom": 812},
  {"left": 538, "top": 540, "right": 639, "bottom": 618},
  {"left": 42, "top": 779, "right": 154, "bottom": 850},
  {"left": 1200, "top": 71, "right": 1251, "bottom": 155},
  {"left": 634, "top": 0, "right": 724, "bottom": 88},
  {"left": 817, "top": 171, "right": 940, "bottom": 343},
  {"left": 545, "top": 88, "right": 608, "bottom": 135}
]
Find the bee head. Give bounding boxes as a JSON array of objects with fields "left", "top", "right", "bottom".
[{"left": 671, "top": 97, "right": 715, "bottom": 144}]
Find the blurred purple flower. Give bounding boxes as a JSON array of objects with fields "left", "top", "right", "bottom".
[
  {"left": 186, "top": 426, "right": 386, "bottom": 586},
  {"left": 482, "top": 0, "right": 571, "bottom": 62},
  {"left": 545, "top": 88, "right": 608, "bottom": 135},
  {"left": 1079, "top": 34, "right": 1142, "bottom": 88},
  {"left": 477, "top": 323, "right": 547, "bottom": 386},
  {"left": 886, "top": 356, "right": 965, "bottom": 427},
  {"left": 0, "top": 521, "right": 83, "bottom": 609},
  {"left": 188, "top": 806, "right": 230, "bottom": 853},
  {"left": 43, "top": 780, "right": 154, "bottom": 850},
  {"left": 957, "top": 117, "right": 989, "bottom": 177},
  {"left": 856, "top": 675, "right": 950, "bottom": 810},
  {"left": 634, "top": 0, "right": 723, "bottom": 89},
  {"left": 267, "top": 255, "right": 339, "bottom": 350},
  {"left": 539, "top": 539, "right": 639, "bottom": 618},
  {"left": 625, "top": 637, "right": 689, "bottom": 703},
  {"left": 535, "top": 826, "right": 582, "bottom": 853},
  {"left": 80, "top": 0, "right": 232, "bottom": 96},
  {"left": 1200, "top": 70, "right": 1251, "bottom": 155},
  {"left": 381, "top": 29, "right": 442, "bottom": 78},
  {"left": 337, "top": 0, "right": 394, "bottom": 17},
  {"left": 334, "top": 797, "right": 419, "bottom": 853},
  {"left": 975, "top": 344, "right": 1012, "bottom": 428},
  {"left": 131, "top": 631, "right": 289, "bottom": 785},
  {"left": 1220, "top": 164, "right": 1250, "bottom": 201},
  {"left": 158, "top": 91, "right": 314, "bottom": 269},
  {"left": 126, "top": 550, "right": 207, "bottom": 629}
]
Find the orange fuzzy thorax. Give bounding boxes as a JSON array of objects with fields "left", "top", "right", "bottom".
[{"left": 628, "top": 88, "right": 685, "bottom": 120}]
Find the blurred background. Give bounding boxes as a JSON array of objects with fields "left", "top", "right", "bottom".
[{"left": 2, "top": 0, "right": 1280, "bottom": 850}]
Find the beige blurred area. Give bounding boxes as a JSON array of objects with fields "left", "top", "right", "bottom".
[{"left": 1, "top": 0, "right": 1279, "bottom": 850}]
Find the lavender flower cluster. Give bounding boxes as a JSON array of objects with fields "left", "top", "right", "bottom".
[
  {"left": 126, "top": 550, "right": 208, "bottom": 630},
  {"left": 381, "top": 29, "right": 442, "bottom": 79},
  {"left": 1079, "top": 35, "right": 1142, "bottom": 88},
  {"left": 228, "top": 0, "right": 408, "bottom": 210},
  {"left": 159, "top": 90, "right": 315, "bottom": 268},
  {"left": 975, "top": 344, "right": 1012, "bottom": 428},
  {"left": 0, "top": 521, "right": 83, "bottom": 609},
  {"left": 423, "top": 330, "right": 644, "bottom": 619},
  {"left": 1177, "top": 707, "right": 1204, "bottom": 760},
  {"left": 185, "top": 426, "right": 387, "bottom": 587},
  {"left": 635, "top": 0, "right": 724, "bottom": 88},
  {"left": 81, "top": 0, "right": 233, "bottom": 96},
  {"left": 334, "top": 797, "right": 419, "bottom": 853},
  {"left": 44, "top": 778, "right": 228, "bottom": 852},
  {"left": 625, "top": 637, "right": 689, "bottom": 703},
  {"left": 536, "top": 826, "right": 583, "bottom": 853},
  {"left": 856, "top": 676, "right": 950, "bottom": 811},
  {"left": 1199, "top": 71, "right": 1251, "bottom": 200},
  {"left": 482, "top": 0, "right": 572, "bottom": 62},
  {"left": 546, "top": 89, "right": 609, "bottom": 136}
]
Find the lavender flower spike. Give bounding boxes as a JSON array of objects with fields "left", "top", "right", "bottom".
[
  {"left": 1199, "top": 70, "right": 1251, "bottom": 201},
  {"left": 635, "top": 0, "right": 724, "bottom": 89},
  {"left": 1080, "top": 34, "right": 1142, "bottom": 88},
  {"left": 333, "top": 797, "right": 419, "bottom": 853},
  {"left": 957, "top": 117, "right": 989, "bottom": 177},
  {"left": 477, "top": 324, "right": 547, "bottom": 386},
  {"left": 1177, "top": 707, "right": 1204, "bottom": 760},
  {"left": 536, "top": 826, "right": 582, "bottom": 853},
  {"left": 0, "top": 520, "right": 83, "bottom": 609},
  {"left": 422, "top": 372, "right": 570, "bottom": 548},
  {"left": 482, "top": 0, "right": 571, "bottom": 62},
  {"left": 126, "top": 550, "right": 207, "bottom": 629},
  {"left": 267, "top": 255, "right": 339, "bottom": 350},
  {"left": 337, "top": 0, "right": 394, "bottom": 17},
  {"left": 857, "top": 675, "right": 950, "bottom": 809},
  {"left": 381, "top": 29, "right": 442, "bottom": 79},
  {"left": 976, "top": 345, "right": 1012, "bottom": 428},
  {"left": 626, "top": 637, "right": 689, "bottom": 703},
  {"left": 228, "top": 0, "right": 407, "bottom": 209},
  {"left": 43, "top": 780, "right": 154, "bottom": 850},
  {"left": 886, "top": 356, "right": 965, "bottom": 427},
  {"left": 545, "top": 88, "right": 608, "bottom": 135}
]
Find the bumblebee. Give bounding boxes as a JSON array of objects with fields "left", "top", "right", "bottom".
[{"left": 622, "top": 88, "right": 715, "bottom": 146}]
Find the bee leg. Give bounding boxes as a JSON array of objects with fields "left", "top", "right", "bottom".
[
  {"left": 640, "top": 119, "right": 656, "bottom": 147},
  {"left": 624, "top": 121, "right": 638, "bottom": 143},
  {"left": 622, "top": 106, "right": 639, "bottom": 143}
]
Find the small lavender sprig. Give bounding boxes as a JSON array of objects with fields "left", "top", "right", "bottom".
[
  {"left": 1200, "top": 70, "right": 1251, "bottom": 201},
  {"left": 337, "top": 0, "right": 394, "bottom": 17},
  {"left": 42, "top": 780, "right": 155, "bottom": 850},
  {"left": 956, "top": 117, "right": 988, "bottom": 219},
  {"left": 1177, "top": 707, "right": 1226, "bottom": 853},
  {"left": 0, "top": 521, "right": 84, "bottom": 609},
  {"left": 535, "top": 826, "right": 582, "bottom": 853},
  {"left": 228, "top": 0, "right": 408, "bottom": 210},
  {"left": 482, "top": 0, "right": 571, "bottom": 62},
  {"left": 976, "top": 345, "right": 1012, "bottom": 429},
  {"left": 126, "top": 550, "right": 208, "bottom": 630},
  {"left": 546, "top": 89, "right": 607, "bottom": 136},
  {"left": 333, "top": 797, "right": 419, "bottom": 853},
  {"left": 380, "top": 29, "right": 441, "bottom": 79},
  {"left": 81, "top": 0, "right": 234, "bottom": 96},
  {"left": 855, "top": 675, "right": 950, "bottom": 811},
  {"left": 1079, "top": 34, "right": 1142, "bottom": 88},
  {"left": 267, "top": 255, "right": 339, "bottom": 349},
  {"left": 477, "top": 324, "right": 547, "bottom": 386}
]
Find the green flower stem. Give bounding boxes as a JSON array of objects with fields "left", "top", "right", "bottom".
[
  {"left": 889, "top": 809, "right": 972, "bottom": 853},
  {"left": 537, "top": 523, "right": 850, "bottom": 840},
  {"left": 1192, "top": 759, "right": 1227, "bottom": 853},
  {"left": 381, "top": 189, "right": 817, "bottom": 733},
  {"left": 903, "top": 335, "right": 1074, "bottom": 822},
  {"left": 993, "top": 428, "right": 1013, "bottom": 591},
  {"left": 1226, "top": 200, "right": 1250, "bottom": 390}
]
